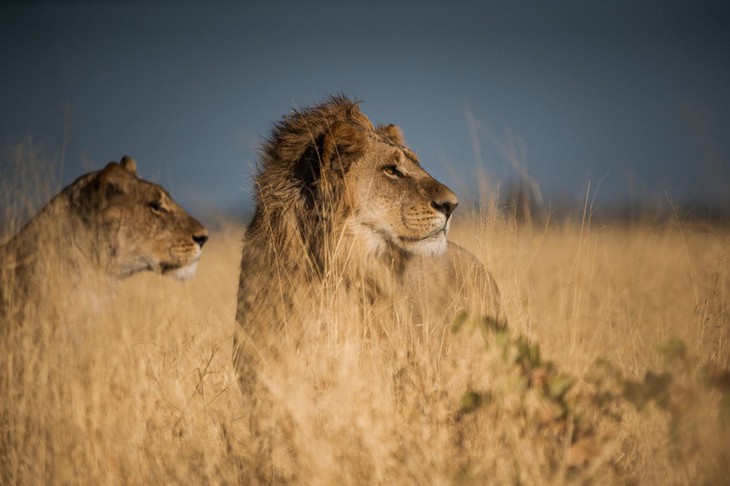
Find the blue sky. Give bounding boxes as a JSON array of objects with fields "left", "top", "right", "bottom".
[{"left": 1, "top": 1, "right": 728, "bottom": 222}]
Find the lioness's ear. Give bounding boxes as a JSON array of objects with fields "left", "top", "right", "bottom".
[
  {"left": 380, "top": 124, "right": 404, "bottom": 145},
  {"left": 321, "top": 121, "right": 367, "bottom": 173},
  {"left": 98, "top": 162, "right": 132, "bottom": 198},
  {"left": 120, "top": 155, "right": 138, "bottom": 175}
]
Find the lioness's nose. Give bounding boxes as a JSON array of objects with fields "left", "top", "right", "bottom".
[{"left": 193, "top": 231, "right": 209, "bottom": 248}]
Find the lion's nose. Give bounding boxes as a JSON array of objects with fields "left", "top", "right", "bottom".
[
  {"left": 420, "top": 176, "right": 459, "bottom": 219},
  {"left": 431, "top": 185, "right": 459, "bottom": 218},
  {"left": 193, "top": 232, "right": 209, "bottom": 248},
  {"left": 431, "top": 199, "right": 458, "bottom": 218}
]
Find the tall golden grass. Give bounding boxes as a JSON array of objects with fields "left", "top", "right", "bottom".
[{"left": 1, "top": 149, "right": 728, "bottom": 484}]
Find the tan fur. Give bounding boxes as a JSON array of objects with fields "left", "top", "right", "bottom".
[
  {"left": 234, "top": 96, "right": 501, "bottom": 392},
  {"left": 0, "top": 156, "right": 208, "bottom": 320}
]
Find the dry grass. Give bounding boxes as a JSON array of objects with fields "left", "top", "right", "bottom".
[{"left": 1, "top": 161, "right": 729, "bottom": 483}]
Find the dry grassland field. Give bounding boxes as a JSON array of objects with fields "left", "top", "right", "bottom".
[{"left": 1, "top": 154, "right": 729, "bottom": 484}]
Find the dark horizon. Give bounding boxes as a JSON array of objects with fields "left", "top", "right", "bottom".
[{"left": 1, "top": 1, "right": 728, "bottom": 226}]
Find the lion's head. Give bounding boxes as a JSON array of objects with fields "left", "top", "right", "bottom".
[
  {"left": 66, "top": 156, "right": 209, "bottom": 280},
  {"left": 1, "top": 156, "right": 208, "bottom": 321},
  {"left": 253, "top": 95, "right": 458, "bottom": 263},
  {"left": 339, "top": 123, "right": 458, "bottom": 256}
]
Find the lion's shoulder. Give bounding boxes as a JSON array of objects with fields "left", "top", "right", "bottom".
[{"left": 403, "top": 242, "right": 501, "bottom": 322}]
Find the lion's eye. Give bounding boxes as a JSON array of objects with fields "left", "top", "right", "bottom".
[
  {"left": 149, "top": 201, "right": 166, "bottom": 213},
  {"left": 382, "top": 165, "right": 402, "bottom": 178}
]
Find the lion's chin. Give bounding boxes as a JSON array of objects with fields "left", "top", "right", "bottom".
[
  {"left": 160, "top": 260, "right": 199, "bottom": 281},
  {"left": 399, "top": 231, "right": 448, "bottom": 257},
  {"left": 172, "top": 261, "right": 199, "bottom": 281},
  {"left": 351, "top": 220, "right": 448, "bottom": 257}
]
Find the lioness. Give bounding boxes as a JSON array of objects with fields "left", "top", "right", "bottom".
[
  {"left": 234, "top": 96, "right": 500, "bottom": 392},
  {"left": 0, "top": 156, "right": 208, "bottom": 319}
]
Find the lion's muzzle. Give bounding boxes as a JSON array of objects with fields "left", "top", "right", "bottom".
[
  {"left": 193, "top": 231, "right": 209, "bottom": 248},
  {"left": 419, "top": 177, "right": 459, "bottom": 220}
]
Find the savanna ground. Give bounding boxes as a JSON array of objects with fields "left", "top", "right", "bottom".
[{"left": 1, "top": 149, "right": 729, "bottom": 484}]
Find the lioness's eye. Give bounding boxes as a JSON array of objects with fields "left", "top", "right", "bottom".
[
  {"left": 149, "top": 201, "right": 165, "bottom": 213},
  {"left": 382, "top": 165, "right": 401, "bottom": 178}
]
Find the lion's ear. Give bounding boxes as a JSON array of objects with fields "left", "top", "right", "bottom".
[
  {"left": 321, "top": 121, "right": 367, "bottom": 173},
  {"left": 380, "top": 124, "right": 404, "bottom": 145},
  {"left": 98, "top": 162, "right": 133, "bottom": 199},
  {"left": 119, "top": 155, "right": 138, "bottom": 175}
]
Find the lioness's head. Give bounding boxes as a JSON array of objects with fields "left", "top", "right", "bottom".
[
  {"left": 257, "top": 96, "right": 457, "bottom": 258},
  {"left": 71, "top": 156, "right": 208, "bottom": 280}
]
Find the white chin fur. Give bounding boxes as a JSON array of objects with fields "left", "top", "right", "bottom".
[
  {"left": 402, "top": 232, "right": 448, "bottom": 256},
  {"left": 171, "top": 261, "right": 199, "bottom": 281},
  {"left": 349, "top": 219, "right": 449, "bottom": 257}
]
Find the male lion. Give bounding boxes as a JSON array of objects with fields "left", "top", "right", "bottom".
[
  {"left": 233, "top": 96, "right": 500, "bottom": 404},
  {"left": 0, "top": 156, "right": 208, "bottom": 320}
]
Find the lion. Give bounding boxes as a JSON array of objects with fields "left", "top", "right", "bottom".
[
  {"left": 233, "top": 96, "right": 500, "bottom": 401},
  {"left": 0, "top": 156, "right": 208, "bottom": 320}
]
